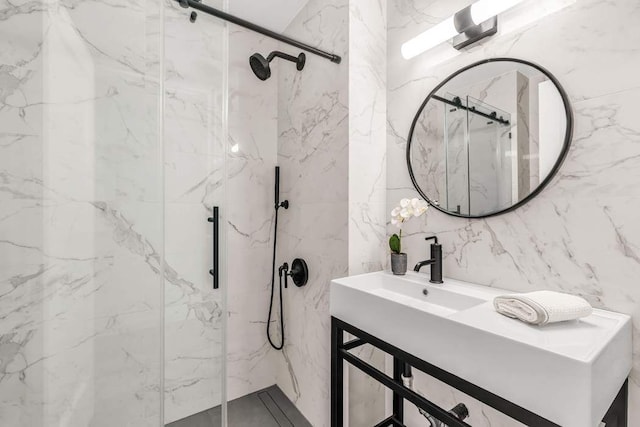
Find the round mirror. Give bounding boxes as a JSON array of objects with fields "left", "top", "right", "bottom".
[{"left": 407, "top": 58, "right": 573, "bottom": 218}]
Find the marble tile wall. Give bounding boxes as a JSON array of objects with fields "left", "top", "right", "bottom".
[
  {"left": 347, "top": 0, "right": 388, "bottom": 426},
  {"left": 275, "top": 0, "right": 349, "bottom": 425},
  {"left": 274, "top": 1, "right": 390, "bottom": 426},
  {"left": 387, "top": 0, "right": 640, "bottom": 424},
  {"left": 0, "top": 0, "right": 164, "bottom": 425},
  {"left": 225, "top": 24, "right": 280, "bottom": 405}
]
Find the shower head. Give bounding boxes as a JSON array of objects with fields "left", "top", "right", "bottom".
[
  {"left": 249, "top": 51, "right": 306, "bottom": 81},
  {"left": 250, "top": 53, "right": 271, "bottom": 80}
]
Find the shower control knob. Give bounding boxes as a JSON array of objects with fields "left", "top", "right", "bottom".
[
  {"left": 289, "top": 258, "right": 309, "bottom": 287},
  {"left": 278, "top": 258, "right": 309, "bottom": 288},
  {"left": 190, "top": 11, "right": 197, "bottom": 23}
]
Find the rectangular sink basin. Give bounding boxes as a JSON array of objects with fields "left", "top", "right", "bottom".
[
  {"left": 341, "top": 271, "right": 486, "bottom": 315},
  {"left": 330, "top": 271, "right": 632, "bottom": 427}
]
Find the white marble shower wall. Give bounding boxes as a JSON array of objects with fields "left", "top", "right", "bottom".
[
  {"left": 224, "top": 25, "right": 280, "bottom": 405},
  {"left": 275, "top": 0, "right": 349, "bottom": 425},
  {"left": 0, "top": 0, "right": 164, "bottom": 425},
  {"left": 163, "top": 0, "right": 279, "bottom": 423},
  {"left": 388, "top": 0, "right": 640, "bottom": 425},
  {"left": 275, "top": 0, "right": 389, "bottom": 425}
]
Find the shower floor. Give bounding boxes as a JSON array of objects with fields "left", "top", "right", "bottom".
[{"left": 166, "top": 385, "right": 312, "bottom": 427}]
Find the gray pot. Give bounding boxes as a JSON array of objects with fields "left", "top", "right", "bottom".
[{"left": 391, "top": 253, "right": 408, "bottom": 275}]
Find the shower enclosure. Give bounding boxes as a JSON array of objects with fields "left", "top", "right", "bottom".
[
  {"left": 442, "top": 94, "right": 513, "bottom": 216},
  {"left": 0, "top": 0, "right": 324, "bottom": 424}
]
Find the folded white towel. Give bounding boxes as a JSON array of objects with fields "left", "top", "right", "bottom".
[{"left": 493, "top": 290, "right": 593, "bottom": 325}]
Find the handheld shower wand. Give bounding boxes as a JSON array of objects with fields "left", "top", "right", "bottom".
[
  {"left": 267, "top": 167, "right": 308, "bottom": 350},
  {"left": 267, "top": 167, "right": 289, "bottom": 350},
  {"left": 274, "top": 166, "right": 289, "bottom": 210}
]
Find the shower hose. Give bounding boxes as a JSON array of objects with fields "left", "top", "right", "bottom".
[{"left": 267, "top": 204, "right": 284, "bottom": 350}]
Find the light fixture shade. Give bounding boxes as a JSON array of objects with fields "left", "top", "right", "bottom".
[
  {"left": 401, "top": 16, "right": 457, "bottom": 59},
  {"left": 470, "top": 0, "right": 526, "bottom": 25}
]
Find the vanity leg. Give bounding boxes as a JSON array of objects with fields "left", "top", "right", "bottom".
[
  {"left": 602, "top": 380, "right": 628, "bottom": 427},
  {"left": 393, "top": 357, "right": 404, "bottom": 423},
  {"left": 331, "top": 317, "right": 344, "bottom": 427}
]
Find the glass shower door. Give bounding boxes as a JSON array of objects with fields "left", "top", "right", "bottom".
[
  {"left": 444, "top": 93, "right": 470, "bottom": 215},
  {"left": 162, "top": 0, "right": 227, "bottom": 425},
  {"left": 466, "top": 96, "right": 513, "bottom": 216},
  {"left": 0, "top": 0, "right": 165, "bottom": 425}
]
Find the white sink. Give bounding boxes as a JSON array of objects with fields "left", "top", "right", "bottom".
[{"left": 330, "top": 271, "right": 632, "bottom": 427}]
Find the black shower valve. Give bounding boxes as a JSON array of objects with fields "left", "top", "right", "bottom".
[
  {"left": 279, "top": 259, "right": 309, "bottom": 289},
  {"left": 279, "top": 262, "right": 289, "bottom": 288},
  {"left": 190, "top": 11, "right": 197, "bottom": 23}
]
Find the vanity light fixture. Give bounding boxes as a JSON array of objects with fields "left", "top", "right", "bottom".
[{"left": 401, "top": 0, "right": 526, "bottom": 59}]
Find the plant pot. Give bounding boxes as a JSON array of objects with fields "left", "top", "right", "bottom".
[{"left": 390, "top": 253, "right": 408, "bottom": 275}]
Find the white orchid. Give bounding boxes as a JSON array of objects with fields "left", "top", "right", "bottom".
[
  {"left": 390, "top": 198, "right": 429, "bottom": 228},
  {"left": 389, "top": 198, "right": 429, "bottom": 254}
]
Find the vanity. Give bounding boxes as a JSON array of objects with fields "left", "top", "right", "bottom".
[
  {"left": 330, "top": 271, "right": 631, "bottom": 427},
  {"left": 332, "top": 56, "right": 632, "bottom": 426}
]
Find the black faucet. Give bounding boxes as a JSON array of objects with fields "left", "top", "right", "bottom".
[{"left": 414, "top": 236, "right": 443, "bottom": 284}]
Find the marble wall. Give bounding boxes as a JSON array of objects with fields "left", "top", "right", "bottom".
[
  {"left": 388, "top": 0, "right": 640, "bottom": 424},
  {"left": 274, "top": 1, "right": 390, "bottom": 425},
  {"left": 225, "top": 22, "right": 280, "bottom": 406},
  {"left": 0, "top": 0, "right": 164, "bottom": 425},
  {"left": 347, "top": 0, "right": 388, "bottom": 426},
  {"left": 275, "top": 0, "right": 349, "bottom": 425}
]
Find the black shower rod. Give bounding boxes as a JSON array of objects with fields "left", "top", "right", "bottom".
[
  {"left": 433, "top": 95, "right": 511, "bottom": 126},
  {"left": 176, "top": 0, "right": 342, "bottom": 64}
]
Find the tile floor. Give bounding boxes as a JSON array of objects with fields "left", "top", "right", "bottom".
[{"left": 167, "top": 386, "right": 312, "bottom": 427}]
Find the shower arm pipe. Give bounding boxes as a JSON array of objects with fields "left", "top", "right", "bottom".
[
  {"left": 176, "top": 0, "right": 342, "bottom": 64},
  {"left": 267, "top": 51, "right": 299, "bottom": 63}
]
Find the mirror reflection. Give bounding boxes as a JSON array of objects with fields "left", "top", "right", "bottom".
[{"left": 408, "top": 59, "right": 571, "bottom": 218}]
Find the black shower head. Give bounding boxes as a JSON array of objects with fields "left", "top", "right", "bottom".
[
  {"left": 250, "top": 53, "right": 271, "bottom": 81},
  {"left": 249, "top": 51, "right": 306, "bottom": 81}
]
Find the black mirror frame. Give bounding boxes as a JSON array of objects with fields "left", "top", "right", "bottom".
[{"left": 406, "top": 57, "right": 574, "bottom": 219}]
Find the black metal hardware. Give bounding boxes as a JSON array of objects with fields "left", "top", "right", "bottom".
[
  {"left": 450, "top": 403, "right": 469, "bottom": 421},
  {"left": 603, "top": 379, "right": 629, "bottom": 427},
  {"left": 331, "top": 319, "right": 344, "bottom": 427},
  {"left": 372, "top": 416, "right": 403, "bottom": 427},
  {"left": 173, "top": 0, "right": 342, "bottom": 64},
  {"left": 250, "top": 51, "right": 306, "bottom": 81},
  {"left": 207, "top": 207, "right": 219, "bottom": 289},
  {"left": 267, "top": 166, "right": 291, "bottom": 351},
  {"left": 414, "top": 236, "right": 443, "bottom": 284},
  {"left": 406, "top": 58, "right": 574, "bottom": 219},
  {"left": 331, "top": 316, "right": 628, "bottom": 427},
  {"left": 274, "top": 166, "right": 289, "bottom": 210},
  {"left": 279, "top": 258, "right": 309, "bottom": 288},
  {"left": 432, "top": 94, "right": 511, "bottom": 126},
  {"left": 290, "top": 258, "right": 308, "bottom": 287}
]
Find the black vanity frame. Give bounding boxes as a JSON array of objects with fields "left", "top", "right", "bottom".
[{"left": 331, "top": 316, "right": 628, "bottom": 427}]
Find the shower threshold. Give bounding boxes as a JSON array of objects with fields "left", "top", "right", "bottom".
[{"left": 166, "top": 385, "right": 312, "bottom": 427}]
